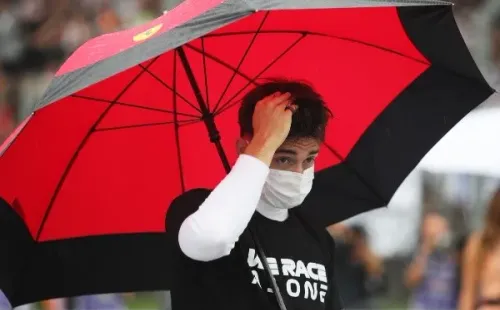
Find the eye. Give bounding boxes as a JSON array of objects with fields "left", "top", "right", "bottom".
[
  {"left": 303, "top": 156, "right": 317, "bottom": 167},
  {"left": 274, "top": 157, "right": 293, "bottom": 165},
  {"left": 305, "top": 157, "right": 316, "bottom": 164}
]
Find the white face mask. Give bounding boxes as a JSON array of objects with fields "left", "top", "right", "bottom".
[{"left": 261, "top": 166, "right": 315, "bottom": 209}]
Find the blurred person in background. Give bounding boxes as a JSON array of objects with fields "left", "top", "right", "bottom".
[
  {"left": 451, "top": 0, "right": 500, "bottom": 94},
  {"left": 456, "top": 233, "right": 471, "bottom": 296},
  {"left": 24, "top": 0, "right": 66, "bottom": 71},
  {"left": 155, "top": 291, "right": 172, "bottom": 310},
  {"left": 453, "top": 0, "right": 486, "bottom": 15},
  {"left": 459, "top": 189, "right": 500, "bottom": 310},
  {"left": 481, "top": 9, "right": 500, "bottom": 90},
  {"left": 41, "top": 299, "right": 66, "bottom": 310},
  {"left": 404, "top": 212, "right": 459, "bottom": 310},
  {"left": 491, "top": 12, "right": 500, "bottom": 71},
  {"left": 96, "top": 0, "right": 121, "bottom": 34},
  {"left": 128, "top": 0, "right": 160, "bottom": 26},
  {"left": 0, "top": 100, "right": 15, "bottom": 143},
  {"left": 0, "top": 0, "right": 25, "bottom": 75},
  {"left": 60, "top": 8, "right": 92, "bottom": 54},
  {"left": 72, "top": 293, "right": 133, "bottom": 310},
  {"left": 16, "top": 0, "right": 46, "bottom": 31},
  {"left": 17, "top": 60, "right": 59, "bottom": 119},
  {"left": 328, "top": 223, "right": 384, "bottom": 309},
  {"left": 0, "top": 70, "right": 15, "bottom": 144},
  {"left": 0, "top": 290, "right": 32, "bottom": 310},
  {"left": 452, "top": 0, "right": 486, "bottom": 54},
  {"left": 0, "top": 292, "right": 9, "bottom": 310}
]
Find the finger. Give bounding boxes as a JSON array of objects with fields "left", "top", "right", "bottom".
[
  {"left": 276, "top": 99, "right": 292, "bottom": 109},
  {"left": 286, "top": 103, "right": 298, "bottom": 113},
  {"left": 267, "top": 92, "right": 291, "bottom": 106},
  {"left": 256, "top": 92, "right": 281, "bottom": 106},
  {"left": 277, "top": 100, "right": 297, "bottom": 113},
  {"left": 277, "top": 100, "right": 295, "bottom": 116},
  {"left": 269, "top": 92, "right": 280, "bottom": 99}
]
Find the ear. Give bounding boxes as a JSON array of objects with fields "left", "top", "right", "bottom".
[{"left": 236, "top": 137, "right": 249, "bottom": 155}]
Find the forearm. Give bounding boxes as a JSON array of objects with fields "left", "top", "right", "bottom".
[
  {"left": 362, "top": 250, "right": 384, "bottom": 277},
  {"left": 404, "top": 247, "right": 431, "bottom": 287},
  {"left": 178, "top": 154, "right": 269, "bottom": 261}
]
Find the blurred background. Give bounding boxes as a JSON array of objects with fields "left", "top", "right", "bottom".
[{"left": 1, "top": 0, "right": 500, "bottom": 309}]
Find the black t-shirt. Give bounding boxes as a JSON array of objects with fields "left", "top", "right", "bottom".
[{"left": 166, "top": 188, "right": 344, "bottom": 310}]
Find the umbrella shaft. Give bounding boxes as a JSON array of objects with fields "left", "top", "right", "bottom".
[{"left": 176, "top": 47, "right": 231, "bottom": 173}]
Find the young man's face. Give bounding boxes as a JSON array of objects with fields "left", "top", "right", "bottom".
[{"left": 270, "top": 137, "right": 320, "bottom": 173}]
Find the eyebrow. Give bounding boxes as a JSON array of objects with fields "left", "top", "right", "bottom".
[{"left": 274, "top": 148, "right": 319, "bottom": 156}]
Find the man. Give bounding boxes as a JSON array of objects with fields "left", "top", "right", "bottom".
[
  {"left": 404, "top": 212, "right": 459, "bottom": 310},
  {"left": 166, "top": 80, "right": 343, "bottom": 310},
  {"left": 329, "top": 224, "right": 384, "bottom": 309}
]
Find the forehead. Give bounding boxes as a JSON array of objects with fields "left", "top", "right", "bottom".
[{"left": 276, "top": 138, "right": 320, "bottom": 155}]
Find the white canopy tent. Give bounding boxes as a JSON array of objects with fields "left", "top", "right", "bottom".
[{"left": 418, "top": 106, "right": 500, "bottom": 178}]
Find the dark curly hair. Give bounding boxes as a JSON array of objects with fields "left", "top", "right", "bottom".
[{"left": 238, "top": 79, "right": 332, "bottom": 141}]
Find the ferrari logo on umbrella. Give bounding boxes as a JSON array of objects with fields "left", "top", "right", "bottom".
[{"left": 133, "top": 24, "right": 163, "bottom": 42}]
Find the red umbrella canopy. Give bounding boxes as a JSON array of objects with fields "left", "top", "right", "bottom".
[
  {"left": 0, "top": 0, "right": 493, "bottom": 306},
  {"left": 1, "top": 6, "right": 432, "bottom": 241}
]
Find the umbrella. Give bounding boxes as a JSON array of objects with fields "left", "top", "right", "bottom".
[
  {"left": 0, "top": 0, "right": 493, "bottom": 306},
  {"left": 418, "top": 106, "right": 500, "bottom": 177}
]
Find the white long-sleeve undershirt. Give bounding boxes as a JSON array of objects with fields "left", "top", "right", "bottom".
[{"left": 178, "top": 154, "right": 288, "bottom": 262}]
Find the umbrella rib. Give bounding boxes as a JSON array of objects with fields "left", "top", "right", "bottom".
[
  {"left": 138, "top": 64, "right": 203, "bottom": 114},
  {"left": 94, "top": 120, "right": 199, "bottom": 132},
  {"left": 178, "top": 121, "right": 199, "bottom": 128},
  {"left": 173, "top": 49, "right": 186, "bottom": 193},
  {"left": 204, "top": 30, "right": 429, "bottom": 66},
  {"left": 201, "top": 37, "right": 211, "bottom": 112},
  {"left": 323, "top": 143, "right": 387, "bottom": 205},
  {"left": 35, "top": 57, "right": 159, "bottom": 241},
  {"left": 70, "top": 94, "right": 200, "bottom": 119},
  {"left": 215, "top": 33, "right": 307, "bottom": 116},
  {"left": 212, "top": 11, "right": 270, "bottom": 113},
  {"left": 184, "top": 43, "right": 258, "bottom": 86}
]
